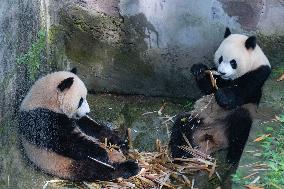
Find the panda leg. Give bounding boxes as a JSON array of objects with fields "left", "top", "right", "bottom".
[
  {"left": 77, "top": 116, "right": 128, "bottom": 151},
  {"left": 70, "top": 159, "right": 140, "bottom": 181},
  {"left": 66, "top": 136, "right": 139, "bottom": 181},
  {"left": 226, "top": 107, "right": 252, "bottom": 164},
  {"left": 169, "top": 113, "right": 200, "bottom": 159}
]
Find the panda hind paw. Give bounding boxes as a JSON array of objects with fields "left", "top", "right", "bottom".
[{"left": 114, "top": 160, "right": 140, "bottom": 179}]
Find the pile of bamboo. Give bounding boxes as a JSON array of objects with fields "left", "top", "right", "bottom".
[{"left": 91, "top": 138, "right": 216, "bottom": 189}]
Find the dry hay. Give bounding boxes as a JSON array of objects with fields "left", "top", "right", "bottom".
[
  {"left": 94, "top": 142, "right": 216, "bottom": 189},
  {"left": 43, "top": 139, "right": 216, "bottom": 189}
]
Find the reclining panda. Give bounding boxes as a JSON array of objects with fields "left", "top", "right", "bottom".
[
  {"left": 19, "top": 68, "right": 139, "bottom": 181},
  {"left": 169, "top": 28, "right": 271, "bottom": 163}
]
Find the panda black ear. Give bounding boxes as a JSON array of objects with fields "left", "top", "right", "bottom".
[
  {"left": 58, "top": 77, "right": 74, "bottom": 92},
  {"left": 70, "top": 67, "right": 77, "bottom": 74},
  {"left": 224, "top": 27, "right": 231, "bottom": 38},
  {"left": 245, "top": 36, "right": 257, "bottom": 50}
]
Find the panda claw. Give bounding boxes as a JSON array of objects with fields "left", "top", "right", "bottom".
[{"left": 191, "top": 64, "right": 208, "bottom": 77}]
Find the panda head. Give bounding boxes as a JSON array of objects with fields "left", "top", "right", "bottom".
[
  {"left": 21, "top": 68, "right": 90, "bottom": 119},
  {"left": 214, "top": 27, "right": 270, "bottom": 80}
]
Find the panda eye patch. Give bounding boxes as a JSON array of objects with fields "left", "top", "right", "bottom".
[
  {"left": 230, "top": 59, "right": 237, "bottom": 69},
  {"left": 78, "top": 97, "right": 83, "bottom": 108},
  {"left": 218, "top": 56, "right": 223, "bottom": 63}
]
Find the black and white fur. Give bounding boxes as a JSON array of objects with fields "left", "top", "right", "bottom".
[
  {"left": 169, "top": 28, "right": 271, "bottom": 163},
  {"left": 18, "top": 68, "right": 139, "bottom": 181}
]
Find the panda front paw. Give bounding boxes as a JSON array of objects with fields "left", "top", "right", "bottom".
[
  {"left": 119, "top": 141, "right": 129, "bottom": 153},
  {"left": 190, "top": 64, "right": 208, "bottom": 78},
  {"left": 110, "top": 135, "right": 129, "bottom": 153},
  {"left": 215, "top": 88, "right": 237, "bottom": 109}
]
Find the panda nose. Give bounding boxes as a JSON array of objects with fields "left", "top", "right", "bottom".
[{"left": 219, "top": 71, "right": 226, "bottom": 75}]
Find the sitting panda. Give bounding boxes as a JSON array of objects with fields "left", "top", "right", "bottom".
[
  {"left": 169, "top": 28, "right": 271, "bottom": 163},
  {"left": 18, "top": 68, "right": 140, "bottom": 181}
]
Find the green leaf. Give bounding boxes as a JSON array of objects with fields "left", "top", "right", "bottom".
[
  {"left": 278, "top": 114, "right": 284, "bottom": 123},
  {"left": 16, "top": 28, "right": 46, "bottom": 81}
]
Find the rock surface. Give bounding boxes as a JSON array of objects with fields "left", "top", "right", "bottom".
[
  {"left": 47, "top": 0, "right": 284, "bottom": 98},
  {"left": 0, "top": 0, "right": 41, "bottom": 120}
]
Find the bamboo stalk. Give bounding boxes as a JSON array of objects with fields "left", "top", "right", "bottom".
[
  {"left": 88, "top": 156, "right": 115, "bottom": 169},
  {"left": 156, "top": 139, "right": 161, "bottom": 152},
  {"left": 205, "top": 70, "right": 219, "bottom": 90},
  {"left": 127, "top": 128, "right": 133, "bottom": 149}
]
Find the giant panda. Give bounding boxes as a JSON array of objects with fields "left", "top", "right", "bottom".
[
  {"left": 18, "top": 68, "right": 140, "bottom": 181},
  {"left": 169, "top": 28, "right": 271, "bottom": 163}
]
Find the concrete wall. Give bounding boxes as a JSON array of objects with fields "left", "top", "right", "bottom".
[
  {"left": 1, "top": 0, "right": 284, "bottom": 118},
  {"left": 120, "top": 0, "right": 284, "bottom": 45},
  {"left": 47, "top": 0, "right": 284, "bottom": 98}
]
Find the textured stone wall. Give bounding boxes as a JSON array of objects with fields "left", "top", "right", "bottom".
[
  {"left": 0, "top": 0, "right": 41, "bottom": 119},
  {"left": 1, "top": 0, "right": 284, "bottom": 117},
  {"left": 46, "top": 0, "right": 284, "bottom": 98}
]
